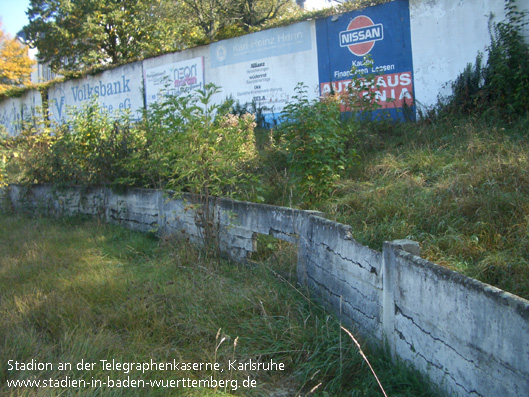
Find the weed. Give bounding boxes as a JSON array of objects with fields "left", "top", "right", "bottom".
[
  {"left": 442, "top": 0, "right": 529, "bottom": 120},
  {"left": 325, "top": 115, "right": 529, "bottom": 299},
  {"left": 0, "top": 214, "right": 438, "bottom": 396}
]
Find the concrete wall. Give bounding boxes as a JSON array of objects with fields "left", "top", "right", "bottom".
[
  {"left": 409, "top": 0, "right": 529, "bottom": 111},
  {"left": 4, "top": 0, "right": 527, "bottom": 130},
  {"left": 3, "top": 184, "right": 529, "bottom": 397},
  {"left": 0, "top": 90, "right": 42, "bottom": 136}
]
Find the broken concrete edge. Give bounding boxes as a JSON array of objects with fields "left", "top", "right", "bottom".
[{"left": 395, "top": 246, "right": 529, "bottom": 321}]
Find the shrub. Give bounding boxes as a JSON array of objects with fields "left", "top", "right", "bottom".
[
  {"left": 137, "top": 83, "right": 259, "bottom": 199},
  {"left": 275, "top": 84, "right": 358, "bottom": 204},
  {"left": 0, "top": 109, "right": 57, "bottom": 185},
  {"left": 445, "top": 0, "right": 529, "bottom": 120},
  {"left": 51, "top": 99, "right": 142, "bottom": 186}
]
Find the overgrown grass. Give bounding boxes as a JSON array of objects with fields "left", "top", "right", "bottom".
[
  {"left": 0, "top": 213, "right": 437, "bottom": 396},
  {"left": 321, "top": 115, "right": 529, "bottom": 300}
]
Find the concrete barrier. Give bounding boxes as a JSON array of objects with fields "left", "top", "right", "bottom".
[{"left": 2, "top": 184, "right": 528, "bottom": 396}]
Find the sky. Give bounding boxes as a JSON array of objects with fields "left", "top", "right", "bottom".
[{"left": 0, "top": 0, "right": 31, "bottom": 37}]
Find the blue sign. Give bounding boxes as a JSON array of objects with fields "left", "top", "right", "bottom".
[{"left": 316, "top": 0, "right": 414, "bottom": 120}]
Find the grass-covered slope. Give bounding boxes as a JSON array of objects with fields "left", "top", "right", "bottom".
[{"left": 323, "top": 116, "right": 529, "bottom": 300}]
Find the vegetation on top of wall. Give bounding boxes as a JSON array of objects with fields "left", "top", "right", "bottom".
[
  {"left": 0, "top": 85, "right": 35, "bottom": 101},
  {"left": 436, "top": 0, "right": 529, "bottom": 121},
  {"left": 0, "top": 76, "right": 64, "bottom": 102}
]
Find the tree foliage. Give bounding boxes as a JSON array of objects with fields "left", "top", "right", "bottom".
[
  {"left": 178, "top": 0, "right": 295, "bottom": 42},
  {"left": 0, "top": 22, "right": 35, "bottom": 94},
  {"left": 23, "top": 0, "right": 298, "bottom": 72},
  {"left": 24, "top": 0, "right": 184, "bottom": 72}
]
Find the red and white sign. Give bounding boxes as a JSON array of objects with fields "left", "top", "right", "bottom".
[{"left": 339, "top": 16, "right": 384, "bottom": 56}]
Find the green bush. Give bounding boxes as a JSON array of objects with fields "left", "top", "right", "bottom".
[
  {"left": 0, "top": 100, "right": 144, "bottom": 187},
  {"left": 275, "top": 84, "right": 358, "bottom": 204},
  {"left": 136, "top": 83, "right": 259, "bottom": 199},
  {"left": 2, "top": 85, "right": 259, "bottom": 203},
  {"left": 52, "top": 99, "right": 142, "bottom": 186},
  {"left": 445, "top": 0, "right": 529, "bottom": 120},
  {"left": 0, "top": 110, "right": 57, "bottom": 185}
]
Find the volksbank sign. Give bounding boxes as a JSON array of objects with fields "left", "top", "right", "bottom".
[
  {"left": 47, "top": 63, "right": 144, "bottom": 122},
  {"left": 71, "top": 76, "right": 131, "bottom": 102}
]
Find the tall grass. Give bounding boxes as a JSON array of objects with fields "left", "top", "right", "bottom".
[
  {"left": 324, "top": 115, "right": 529, "bottom": 300},
  {"left": 0, "top": 214, "right": 437, "bottom": 396}
]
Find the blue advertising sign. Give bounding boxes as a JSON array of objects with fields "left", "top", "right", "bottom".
[{"left": 316, "top": 0, "right": 414, "bottom": 119}]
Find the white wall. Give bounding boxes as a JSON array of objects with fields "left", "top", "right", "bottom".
[
  {"left": 208, "top": 21, "right": 320, "bottom": 118},
  {"left": 47, "top": 61, "right": 144, "bottom": 123},
  {"left": 142, "top": 45, "right": 209, "bottom": 108},
  {"left": 0, "top": 90, "right": 42, "bottom": 136},
  {"left": 410, "top": 0, "right": 529, "bottom": 111},
  {"left": 3, "top": 0, "right": 529, "bottom": 131}
]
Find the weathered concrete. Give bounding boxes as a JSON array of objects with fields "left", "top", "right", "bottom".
[{"left": 3, "top": 184, "right": 529, "bottom": 397}]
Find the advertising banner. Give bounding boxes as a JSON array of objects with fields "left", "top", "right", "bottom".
[
  {"left": 48, "top": 62, "right": 144, "bottom": 123},
  {"left": 0, "top": 91, "right": 42, "bottom": 136},
  {"left": 144, "top": 57, "right": 205, "bottom": 108},
  {"left": 209, "top": 21, "right": 320, "bottom": 122},
  {"left": 316, "top": 0, "right": 414, "bottom": 119}
]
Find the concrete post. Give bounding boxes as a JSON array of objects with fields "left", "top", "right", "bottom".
[
  {"left": 296, "top": 211, "right": 324, "bottom": 286},
  {"left": 382, "top": 239, "right": 420, "bottom": 358}
]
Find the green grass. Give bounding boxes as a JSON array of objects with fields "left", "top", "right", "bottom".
[
  {"left": 0, "top": 214, "right": 437, "bottom": 396},
  {"left": 320, "top": 115, "right": 529, "bottom": 300}
]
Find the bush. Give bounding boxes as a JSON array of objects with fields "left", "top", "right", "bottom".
[
  {"left": 137, "top": 83, "right": 259, "bottom": 199},
  {"left": 275, "top": 84, "right": 358, "bottom": 204},
  {"left": 445, "top": 0, "right": 529, "bottom": 120},
  {"left": 51, "top": 99, "right": 142, "bottom": 186},
  {"left": 0, "top": 110, "right": 57, "bottom": 185},
  {"left": 2, "top": 85, "right": 259, "bottom": 202}
]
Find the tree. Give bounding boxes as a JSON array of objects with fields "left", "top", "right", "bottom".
[
  {"left": 179, "top": 0, "right": 296, "bottom": 43},
  {"left": 0, "top": 22, "right": 35, "bottom": 94},
  {"left": 23, "top": 0, "right": 299, "bottom": 73},
  {"left": 236, "top": 0, "right": 294, "bottom": 31},
  {"left": 24, "top": 0, "right": 183, "bottom": 72}
]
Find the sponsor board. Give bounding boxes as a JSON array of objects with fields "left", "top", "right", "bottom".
[
  {"left": 47, "top": 63, "right": 143, "bottom": 122},
  {"left": 316, "top": 0, "right": 414, "bottom": 119},
  {"left": 209, "top": 22, "right": 319, "bottom": 121},
  {"left": 144, "top": 57, "right": 205, "bottom": 107}
]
